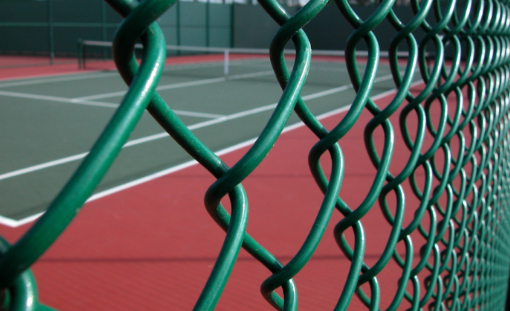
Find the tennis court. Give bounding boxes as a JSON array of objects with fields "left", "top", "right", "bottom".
[
  {"left": 0, "top": 54, "right": 426, "bottom": 310},
  {"left": 0, "top": 55, "right": 415, "bottom": 224}
]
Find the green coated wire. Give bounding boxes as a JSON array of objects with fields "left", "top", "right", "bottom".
[{"left": 1, "top": 0, "right": 510, "bottom": 310}]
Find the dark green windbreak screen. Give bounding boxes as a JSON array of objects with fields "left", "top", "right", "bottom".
[
  {"left": 0, "top": 0, "right": 231, "bottom": 57},
  {"left": 1, "top": 0, "right": 510, "bottom": 310}
]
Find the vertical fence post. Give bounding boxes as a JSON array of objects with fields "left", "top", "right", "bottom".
[
  {"left": 229, "top": 2, "right": 234, "bottom": 48},
  {"left": 47, "top": 0, "right": 55, "bottom": 65},
  {"left": 77, "top": 39, "right": 83, "bottom": 69},
  {"left": 176, "top": 0, "right": 181, "bottom": 55},
  {"left": 506, "top": 269, "right": 510, "bottom": 310},
  {"left": 205, "top": 0, "right": 210, "bottom": 47},
  {"left": 101, "top": 1, "right": 107, "bottom": 59}
]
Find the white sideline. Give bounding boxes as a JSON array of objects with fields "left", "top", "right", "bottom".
[
  {"left": 0, "top": 72, "right": 120, "bottom": 88},
  {"left": 73, "top": 70, "right": 274, "bottom": 101},
  {"left": 0, "top": 79, "right": 423, "bottom": 227},
  {"left": 172, "top": 110, "right": 225, "bottom": 119}
]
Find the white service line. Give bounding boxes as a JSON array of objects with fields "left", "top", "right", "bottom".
[
  {"left": 172, "top": 110, "right": 225, "bottom": 119},
  {"left": 0, "top": 90, "right": 119, "bottom": 108},
  {"left": 0, "top": 92, "right": 224, "bottom": 119},
  {"left": 302, "top": 84, "right": 352, "bottom": 100},
  {"left": 1, "top": 78, "right": 424, "bottom": 227},
  {"left": 74, "top": 70, "right": 274, "bottom": 101},
  {"left": 73, "top": 77, "right": 226, "bottom": 101},
  {"left": 374, "top": 74, "right": 394, "bottom": 83}
]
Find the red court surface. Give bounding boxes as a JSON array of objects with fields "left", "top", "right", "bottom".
[
  {"left": 0, "top": 56, "right": 70, "bottom": 67},
  {"left": 0, "top": 53, "right": 409, "bottom": 80},
  {"left": 0, "top": 69, "right": 453, "bottom": 310},
  {"left": 0, "top": 54, "right": 263, "bottom": 80}
]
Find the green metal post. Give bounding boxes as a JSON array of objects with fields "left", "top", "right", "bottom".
[
  {"left": 205, "top": 0, "right": 210, "bottom": 47},
  {"left": 101, "top": 1, "right": 107, "bottom": 59},
  {"left": 176, "top": 0, "right": 181, "bottom": 55},
  {"left": 506, "top": 271, "right": 510, "bottom": 311},
  {"left": 47, "top": 0, "right": 55, "bottom": 65},
  {"left": 229, "top": 2, "right": 234, "bottom": 48},
  {"left": 77, "top": 39, "right": 83, "bottom": 69}
]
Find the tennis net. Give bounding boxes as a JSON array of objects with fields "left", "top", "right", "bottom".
[{"left": 77, "top": 39, "right": 418, "bottom": 76}]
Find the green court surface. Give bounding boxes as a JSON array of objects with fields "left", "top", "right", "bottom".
[{"left": 0, "top": 57, "right": 418, "bottom": 223}]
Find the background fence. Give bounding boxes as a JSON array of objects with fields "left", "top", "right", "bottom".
[{"left": 0, "top": 0, "right": 432, "bottom": 59}]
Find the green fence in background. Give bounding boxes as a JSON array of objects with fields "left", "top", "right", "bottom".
[
  {"left": 0, "top": 0, "right": 120, "bottom": 62},
  {"left": 0, "top": 0, "right": 233, "bottom": 61},
  {"left": 158, "top": 0, "right": 232, "bottom": 51},
  {"left": 0, "top": 0, "right": 426, "bottom": 61}
]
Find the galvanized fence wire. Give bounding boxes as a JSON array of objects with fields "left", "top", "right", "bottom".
[{"left": 0, "top": 0, "right": 510, "bottom": 310}]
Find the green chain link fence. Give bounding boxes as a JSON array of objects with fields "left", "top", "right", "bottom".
[{"left": 1, "top": 0, "right": 510, "bottom": 310}]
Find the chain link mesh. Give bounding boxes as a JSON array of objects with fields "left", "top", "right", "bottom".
[{"left": 1, "top": 0, "right": 510, "bottom": 310}]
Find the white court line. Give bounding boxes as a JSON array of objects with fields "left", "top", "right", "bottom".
[
  {"left": 74, "top": 70, "right": 274, "bottom": 101},
  {"left": 0, "top": 91, "right": 220, "bottom": 119},
  {"left": 172, "top": 110, "right": 225, "bottom": 119},
  {"left": 1, "top": 79, "right": 424, "bottom": 227},
  {"left": 374, "top": 75, "right": 394, "bottom": 83},
  {"left": 233, "top": 63, "right": 350, "bottom": 73},
  {"left": 0, "top": 153, "right": 88, "bottom": 182},
  {"left": 0, "top": 72, "right": 120, "bottom": 88},
  {"left": 0, "top": 90, "right": 119, "bottom": 108},
  {"left": 0, "top": 93, "right": 227, "bottom": 119}
]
